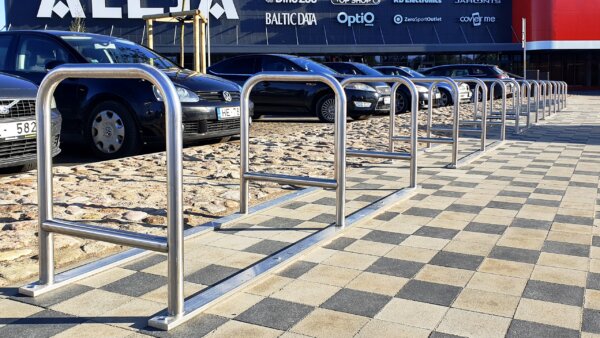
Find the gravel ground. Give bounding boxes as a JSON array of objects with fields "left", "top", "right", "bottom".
[{"left": 0, "top": 103, "right": 482, "bottom": 286}]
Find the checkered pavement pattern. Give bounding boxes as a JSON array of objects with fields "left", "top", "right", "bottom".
[{"left": 1, "top": 96, "right": 600, "bottom": 337}]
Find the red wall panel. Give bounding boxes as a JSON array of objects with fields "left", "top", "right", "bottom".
[{"left": 513, "top": 0, "right": 600, "bottom": 42}]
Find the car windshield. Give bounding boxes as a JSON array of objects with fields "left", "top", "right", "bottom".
[
  {"left": 402, "top": 68, "right": 425, "bottom": 78},
  {"left": 353, "top": 63, "right": 383, "bottom": 76},
  {"left": 291, "top": 57, "right": 339, "bottom": 75},
  {"left": 59, "top": 35, "right": 178, "bottom": 70}
]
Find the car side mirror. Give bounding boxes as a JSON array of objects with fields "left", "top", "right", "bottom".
[{"left": 45, "top": 60, "right": 66, "bottom": 71}]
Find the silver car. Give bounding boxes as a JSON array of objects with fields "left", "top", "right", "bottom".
[{"left": 0, "top": 73, "right": 61, "bottom": 171}]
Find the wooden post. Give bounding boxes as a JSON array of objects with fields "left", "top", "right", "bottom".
[
  {"left": 147, "top": 19, "right": 154, "bottom": 49},
  {"left": 200, "top": 15, "right": 207, "bottom": 74}
]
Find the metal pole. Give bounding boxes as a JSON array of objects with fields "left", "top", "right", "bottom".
[
  {"left": 147, "top": 20, "right": 154, "bottom": 49},
  {"left": 427, "top": 86, "right": 434, "bottom": 149},
  {"left": 333, "top": 79, "right": 347, "bottom": 228}
]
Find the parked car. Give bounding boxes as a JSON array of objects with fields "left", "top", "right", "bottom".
[
  {"left": 420, "top": 64, "right": 511, "bottom": 99},
  {"left": 0, "top": 73, "right": 61, "bottom": 171},
  {"left": 0, "top": 30, "right": 245, "bottom": 160},
  {"left": 374, "top": 66, "right": 472, "bottom": 107},
  {"left": 324, "top": 62, "right": 438, "bottom": 113},
  {"left": 208, "top": 54, "right": 391, "bottom": 122}
]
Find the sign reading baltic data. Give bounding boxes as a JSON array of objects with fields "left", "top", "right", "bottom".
[{"left": 6, "top": 0, "right": 513, "bottom": 51}]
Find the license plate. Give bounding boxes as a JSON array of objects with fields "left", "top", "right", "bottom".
[
  {"left": 384, "top": 97, "right": 391, "bottom": 105},
  {"left": 217, "top": 106, "right": 241, "bottom": 120},
  {"left": 0, "top": 120, "right": 37, "bottom": 140}
]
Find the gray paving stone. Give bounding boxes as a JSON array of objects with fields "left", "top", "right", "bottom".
[
  {"left": 11, "top": 284, "right": 93, "bottom": 308},
  {"left": 534, "top": 188, "right": 565, "bottom": 196},
  {"left": 362, "top": 230, "right": 408, "bottom": 245},
  {"left": 282, "top": 201, "right": 309, "bottom": 210},
  {"left": 366, "top": 257, "right": 424, "bottom": 278},
  {"left": 235, "top": 298, "right": 313, "bottom": 331},
  {"left": 413, "top": 226, "right": 459, "bottom": 240},
  {"left": 507, "top": 319, "right": 579, "bottom": 338},
  {"left": 489, "top": 246, "right": 540, "bottom": 264},
  {"left": 430, "top": 251, "right": 484, "bottom": 271},
  {"left": 511, "top": 218, "right": 552, "bottom": 230},
  {"left": 185, "top": 265, "right": 240, "bottom": 286},
  {"left": 122, "top": 254, "right": 167, "bottom": 271},
  {"left": 429, "top": 332, "right": 467, "bottom": 338},
  {"left": 258, "top": 217, "right": 304, "bottom": 228},
  {"left": 583, "top": 309, "right": 600, "bottom": 334},
  {"left": 487, "top": 201, "right": 523, "bottom": 211},
  {"left": 498, "top": 190, "right": 530, "bottom": 198},
  {"left": 355, "top": 194, "right": 382, "bottom": 203},
  {"left": 320, "top": 289, "right": 392, "bottom": 318},
  {"left": 587, "top": 272, "right": 600, "bottom": 291},
  {"left": 324, "top": 237, "right": 356, "bottom": 251},
  {"left": 449, "top": 181, "right": 478, "bottom": 188},
  {"left": 244, "top": 240, "right": 289, "bottom": 255},
  {"left": 554, "top": 214, "right": 594, "bottom": 226},
  {"left": 404, "top": 207, "right": 442, "bottom": 218},
  {"left": 0, "top": 309, "right": 86, "bottom": 338},
  {"left": 140, "top": 314, "right": 228, "bottom": 338},
  {"left": 593, "top": 236, "right": 600, "bottom": 247},
  {"left": 446, "top": 204, "right": 484, "bottom": 214},
  {"left": 522, "top": 280, "right": 584, "bottom": 307},
  {"left": 309, "top": 213, "right": 336, "bottom": 224},
  {"left": 410, "top": 194, "right": 429, "bottom": 201},
  {"left": 375, "top": 211, "right": 400, "bottom": 221},
  {"left": 397, "top": 280, "right": 461, "bottom": 306},
  {"left": 353, "top": 183, "right": 385, "bottom": 190},
  {"left": 432, "top": 190, "right": 465, "bottom": 198},
  {"left": 277, "top": 261, "right": 317, "bottom": 279},
  {"left": 101, "top": 272, "right": 168, "bottom": 297},
  {"left": 542, "top": 241, "right": 589, "bottom": 257},
  {"left": 465, "top": 222, "right": 507, "bottom": 235},
  {"left": 526, "top": 199, "right": 561, "bottom": 207},
  {"left": 313, "top": 197, "right": 337, "bottom": 206}
]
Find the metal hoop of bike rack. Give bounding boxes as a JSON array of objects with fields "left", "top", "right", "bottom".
[
  {"left": 483, "top": 79, "right": 508, "bottom": 141},
  {"left": 240, "top": 72, "right": 347, "bottom": 227},
  {"left": 19, "top": 64, "right": 189, "bottom": 330},
  {"left": 526, "top": 80, "right": 541, "bottom": 123},
  {"left": 544, "top": 81, "right": 554, "bottom": 117},
  {"left": 392, "top": 77, "right": 462, "bottom": 168},
  {"left": 561, "top": 81, "right": 568, "bottom": 109},
  {"left": 516, "top": 80, "right": 532, "bottom": 130},
  {"left": 441, "top": 78, "right": 490, "bottom": 152},
  {"left": 339, "top": 76, "right": 419, "bottom": 189},
  {"left": 501, "top": 78, "right": 523, "bottom": 134},
  {"left": 552, "top": 81, "right": 560, "bottom": 114}
]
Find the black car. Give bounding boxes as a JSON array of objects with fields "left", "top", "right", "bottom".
[
  {"left": 324, "top": 62, "right": 437, "bottom": 113},
  {"left": 0, "top": 30, "right": 245, "bottom": 159},
  {"left": 420, "top": 64, "right": 510, "bottom": 99},
  {"left": 0, "top": 73, "right": 61, "bottom": 171},
  {"left": 374, "top": 66, "right": 472, "bottom": 107},
  {"left": 208, "top": 54, "right": 391, "bottom": 123}
]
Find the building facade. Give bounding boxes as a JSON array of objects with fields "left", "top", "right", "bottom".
[{"left": 4, "top": 0, "right": 600, "bottom": 86}]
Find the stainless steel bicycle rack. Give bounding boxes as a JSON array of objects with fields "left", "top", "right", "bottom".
[
  {"left": 448, "top": 78, "right": 489, "bottom": 150},
  {"left": 18, "top": 64, "right": 193, "bottom": 330},
  {"left": 339, "top": 76, "right": 419, "bottom": 190},
  {"left": 517, "top": 80, "right": 532, "bottom": 130},
  {"left": 483, "top": 79, "right": 508, "bottom": 141},
  {"left": 392, "top": 77, "right": 463, "bottom": 168},
  {"left": 551, "top": 81, "right": 560, "bottom": 114},
  {"left": 561, "top": 81, "right": 568, "bottom": 110},
  {"left": 240, "top": 72, "right": 347, "bottom": 227},
  {"left": 526, "top": 80, "right": 541, "bottom": 123},
  {"left": 501, "top": 79, "right": 523, "bottom": 134}
]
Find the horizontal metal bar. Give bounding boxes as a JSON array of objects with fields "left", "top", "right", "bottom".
[
  {"left": 429, "top": 127, "right": 483, "bottom": 134},
  {"left": 243, "top": 172, "right": 337, "bottom": 189},
  {"left": 347, "top": 149, "right": 412, "bottom": 160},
  {"left": 447, "top": 140, "right": 504, "bottom": 169},
  {"left": 393, "top": 136, "right": 454, "bottom": 144},
  {"left": 149, "top": 185, "right": 420, "bottom": 330},
  {"left": 42, "top": 220, "right": 168, "bottom": 253}
]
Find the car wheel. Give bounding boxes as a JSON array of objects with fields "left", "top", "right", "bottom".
[
  {"left": 19, "top": 162, "right": 36, "bottom": 172},
  {"left": 439, "top": 89, "right": 453, "bottom": 107},
  {"left": 396, "top": 91, "right": 409, "bottom": 113},
  {"left": 315, "top": 95, "right": 336, "bottom": 123},
  {"left": 219, "top": 136, "right": 232, "bottom": 143},
  {"left": 85, "top": 101, "right": 140, "bottom": 160}
]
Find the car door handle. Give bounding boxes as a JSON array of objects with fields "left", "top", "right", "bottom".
[{"left": 305, "top": 82, "right": 317, "bottom": 86}]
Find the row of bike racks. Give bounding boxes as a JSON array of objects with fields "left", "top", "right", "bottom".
[{"left": 21, "top": 65, "right": 568, "bottom": 331}]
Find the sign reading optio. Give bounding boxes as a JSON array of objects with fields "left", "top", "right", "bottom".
[{"left": 337, "top": 12, "right": 375, "bottom": 27}]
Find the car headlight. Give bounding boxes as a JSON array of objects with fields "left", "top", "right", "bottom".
[
  {"left": 376, "top": 86, "right": 391, "bottom": 95},
  {"left": 416, "top": 85, "right": 429, "bottom": 93},
  {"left": 153, "top": 85, "right": 200, "bottom": 103},
  {"left": 346, "top": 83, "right": 376, "bottom": 92}
]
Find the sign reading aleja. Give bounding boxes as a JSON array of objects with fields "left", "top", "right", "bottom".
[{"left": 37, "top": 0, "right": 240, "bottom": 19}]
